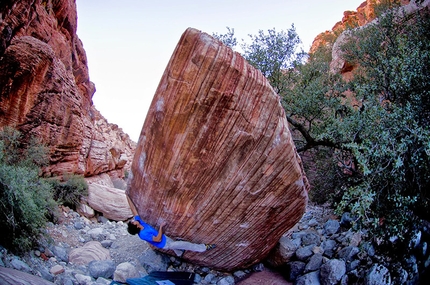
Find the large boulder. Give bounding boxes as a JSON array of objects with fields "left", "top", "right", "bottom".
[
  {"left": 128, "top": 28, "right": 308, "bottom": 271},
  {"left": 0, "top": 267, "right": 54, "bottom": 285},
  {"left": 86, "top": 183, "right": 133, "bottom": 221},
  {"left": 69, "top": 241, "right": 111, "bottom": 265}
]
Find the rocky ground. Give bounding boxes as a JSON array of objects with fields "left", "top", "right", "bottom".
[{"left": 0, "top": 204, "right": 429, "bottom": 285}]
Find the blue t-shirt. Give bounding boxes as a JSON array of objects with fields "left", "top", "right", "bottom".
[{"left": 134, "top": 216, "right": 166, "bottom": 248}]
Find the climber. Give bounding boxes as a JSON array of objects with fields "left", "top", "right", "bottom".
[{"left": 126, "top": 195, "right": 216, "bottom": 256}]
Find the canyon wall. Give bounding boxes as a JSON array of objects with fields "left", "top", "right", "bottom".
[{"left": 0, "top": 0, "right": 135, "bottom": 178}]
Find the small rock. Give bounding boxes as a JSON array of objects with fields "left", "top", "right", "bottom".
[
  {"left": 340, "top": 212, "right": 354, "bottom": 228},
  {"left": 365, "top": 264, "right": 391, "bottom": 285},
  {"left": 74, "top": 221, "right": 84, "bottom": 230},
  {"left": 320, "top": 259, "right": 346, "bottom": 285},
  {"left": 308, "top": 218, "right": 319, "bottom": 227},
  {"left": 217, "top": 275, "right": 235, "bottom": 285},
  {"left": 296, "top": 245, "right": 315, "bottom": 261},
  {"left": 337, "top": 246, "right": 359, "bottom": 262},
  {"left": 321, "top": 240, "right": 337, "bottom": 258},
  {"left": 346, "top": 260, "right": 360, "bottom": 272},
  {"left": 88, "top": 260, "right": 115, "bottom": 279},
  {"left": 75, "top": 273, "right": 93, "bottom": 285},
  {"left": 252, "top": 263, "right": 265, "bottom": 272},
  {"left": 101, "top": 240, "right": 113, "bottom": 248},
  {"left": 50, "top": 264, "right": 65, "bottom": 275},
  {"left": 348, "top": 232, "right": 362, "bottom": 247},
  {"left": 204, "top": 273, "right": 216, "bottom": 283},
  {"left": 302, "top": 233, "right": 321, "bottom": 246},
  {"left": 324, "top": 220, "right": 340, "bottom": 235},
  {"left": 233, "top": 270, "right": 247, "bottom": 279},
  {"left": 52, "top": 246, "right": 69, "bottom": 263},
  {"left": 305, "top": 253, "right": 323, "bottom": 273},
  {"left": 296, "top": 270, "right": 321, "bottom": 285},
  {"left": 138, "top": 249, "right": 169, "bottom": 273},
  {"left": 113, "top": 262, "right": 140, "bottom": 283},
  {"left": 287, "top": 261, "right": 306, "bottom": 281},
  {"left": 10, "top": 258, "right": 32, "bottom": 273},
  {"left": 88, "top": 227, "right": 104, "bottom": 240}
]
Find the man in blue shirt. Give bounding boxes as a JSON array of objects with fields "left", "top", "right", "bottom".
[{"left": 127, "top": 196, "right": 215, "bottom": 256}]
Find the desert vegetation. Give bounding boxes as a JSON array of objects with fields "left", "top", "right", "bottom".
[{"left": 0, "top": 127, "right": 88, "bottom": 253}]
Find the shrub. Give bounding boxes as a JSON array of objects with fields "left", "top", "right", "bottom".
[
  {"left": 0, "top": 127, "right": 56, "bottom": 253},
  {"left": 50, "top": 173, "right": 88, "bottom": 209}
]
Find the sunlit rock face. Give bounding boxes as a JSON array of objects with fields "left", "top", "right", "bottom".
[
  {"left": 128, "top": 28, "right": 309, "bottom": 271},
  {"left": 0, "top": 0, "right": 135, "bottom": 177}
]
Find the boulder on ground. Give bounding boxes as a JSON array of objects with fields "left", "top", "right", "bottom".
[
  {"left": 86, "top": 183, "right": 133, "bottom": 221},
  {"left": 69, "top": 241, "right": 111, "bottom": 265},
  {"left": 128, "top": 28, "right": 308, "bottom": 271}
]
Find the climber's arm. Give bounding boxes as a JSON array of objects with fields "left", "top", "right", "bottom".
[
  {"left": 126, "top": 195, "right": 139, "bottom": 217},
  {"left": 153, "top": 222, "right": 166, "bottom": 243}
]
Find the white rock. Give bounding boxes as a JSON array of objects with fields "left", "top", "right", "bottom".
[{"left": 113, "top": 262, "right": 139, "bottom": 283}]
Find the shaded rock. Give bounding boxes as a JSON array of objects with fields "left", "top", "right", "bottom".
[
  {"left": 75, "top": 273, "right": 92, "bottom": 285},
  {"left": 10, "top": 258, "right": 31, "bottom": 273},
  {"left": 287, "top": 261, "right": 306, "bottom": 281},
  {"left": 340, "top": 212, "right": 354, "bottom": 228},
  {"left": 324, "top": 220, "right": 340, "bottom": 235},
  {"left": 337, "top": 246, "right": 359, "bottom": 262},
  {"left": 236, "top": 271, "right": 292, "bottom": 285},
  {"left": 128, "top": 27, "right": 309, "bottom": 271},
  {"left": 88, "top": 260, "right": 115, "bottom": 279},
  {"left": 320, "top": 259, "right": 346, "bottom": 285},
  {"left": 302, "top": 232, "right": 321, "bottom": 246},
  {"left": 138, "top": 249, "right": 169, "bottom": 273},
  {"left": 267, "top": 236, "right": 301, "bottom": 267},
  {"left": 218, "top": 275, "right": 235, "bottom": 285},
  {"left": 304, "top": 253, "right": 323, "bottom": 273},
  {"left": 296, "top": 245, "right": 315, "bottom": 261},
  {"left": 86, "top": 183, "right": 133, "bottom": 221},
  {"left": 296, "top": 271, "right": 320, "bottom": 285},
  {"left": 365, "top": 264, "right": 391, "bottom": 285},
  {"left": 113, "top": 262, "right": 140, "bottom": 283},
  {"left": 0, "top": 266, "right": 54, "bottom": 285},
  {"left": 69, "top": 241, "right": 110, "bottom": 265},
  {"left": 52, "top": 245, "right": 69, "bottom": 263}
]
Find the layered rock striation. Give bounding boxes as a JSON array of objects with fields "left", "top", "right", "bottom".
[
  {"left": 0, "top": 0, "right": 135, "bottom": 177},
  {"left": 128, "top": 28, "right": 309, "bottom": 271}
]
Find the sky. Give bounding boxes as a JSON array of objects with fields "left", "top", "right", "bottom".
[{"left": 76, "top": 0, "right": 365, "bottom": 141}]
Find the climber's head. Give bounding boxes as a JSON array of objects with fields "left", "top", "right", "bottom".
[{"left": 127, "top": 219, "right": 143, "bottom": 235}]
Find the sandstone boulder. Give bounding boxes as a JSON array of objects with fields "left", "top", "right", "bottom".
[
  {"left": 128, "top": 28, "right": 308, "bottom": 271},
  {"left": 87, "top": 183, "right": 133, "bottom": 221},
  {"left": 0, "top": 267, "right": 54, "bottom": 285},
  {"left": 69, "top": 241, "right": 110, "bottom": 265}
]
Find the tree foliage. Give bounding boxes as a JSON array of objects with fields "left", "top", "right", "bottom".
[
  {"left": 0, "top": 127, "right": 56, "bottom": 252},
  {"left": 337, "top": 4, "right": 430, "bottom": 238}
]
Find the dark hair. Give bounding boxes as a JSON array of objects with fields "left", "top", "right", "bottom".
[{"left": 127, "top": 221, "right": 141, "bottom": 235}]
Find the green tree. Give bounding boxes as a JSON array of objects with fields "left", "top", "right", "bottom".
[
  {"left": 337, "top": 3, "right": 430, "bottom": 239},
  {"left": 212, "top": 27, "right": 237, "bottom": 49},
  {"left": 241, "top": 26, "right": 305, "bottom": 94}
]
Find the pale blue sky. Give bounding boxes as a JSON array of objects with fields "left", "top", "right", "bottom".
[{"left": 76, "top": 0, "right": 364, "bottom": 141}]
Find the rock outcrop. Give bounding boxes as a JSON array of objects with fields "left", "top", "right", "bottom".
[
  {"left": 128, "top": 28, "right": 309, "bottom": 271},
  {"left": 311, "top": 0, "right": 430, "bottom": 78},
  {"left": 0, "top": 0, "right": 135, "bottom": 178}
]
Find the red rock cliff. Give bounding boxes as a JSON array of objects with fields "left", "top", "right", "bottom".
[
  {"left": 0, "top": 0, "right": 135, "bottom": 177},
  {"left": 128, "top": 28, "right": 309, "bottom": 271}
]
